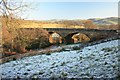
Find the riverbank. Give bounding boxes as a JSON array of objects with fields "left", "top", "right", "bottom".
[
  {"left": 0, "top": 36, "right": 119, "bottom": 64},
  {"left": 0, "top": 39, "right": 119, "bottom": 79}
]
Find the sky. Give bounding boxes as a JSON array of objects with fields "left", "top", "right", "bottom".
[
  {"left": 23, "top": 0, "right": 119, "bottom": 2},
  {"left": 21, "top": 1, "right": 118, "bottom": 20}
]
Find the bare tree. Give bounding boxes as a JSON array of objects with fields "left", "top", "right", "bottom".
[
  {"left": 0, "top": 0, "right": 29, "bottom": 53},
  {"left": 0, "top": 0, "right": 50, "bottom": 54}
]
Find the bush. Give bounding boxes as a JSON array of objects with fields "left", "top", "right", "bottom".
[
  {"left": 3, "top": 42, "right": 12, "bottom": 52},
  {"left": 3, "top": 28, "right": 50, "bottom": 53},
  {"left": 24, "top": 28, "right": 50, "bottom": 50}
]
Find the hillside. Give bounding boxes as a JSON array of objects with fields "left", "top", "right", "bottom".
[
  {"left": 17, "top": 17, "right": 118, "bottom": 29},
  {"left": 1, "top": 16, "right": 118, "bottom": 29},
  {"left": 88, "top": 17, "right": 118, "bottom": 25}
]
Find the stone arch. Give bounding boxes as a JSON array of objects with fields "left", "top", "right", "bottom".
[
  {"left": 65, "top": 32, "right": 91, "bottom": 44},
  {"left": 72, "top": 33, "right": 91, "bottom": 43},
  {"left": 48, "top": 32, "right": 62, "bottom": 44},
  {"left": 64, "top": 32, "right": 79, "bottom": 44}
]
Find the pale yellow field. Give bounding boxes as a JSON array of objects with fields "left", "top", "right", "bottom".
[{"left": 19, "top": 21, "right": 85, "bottom": 28}]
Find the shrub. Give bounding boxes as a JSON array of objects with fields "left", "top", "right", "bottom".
[
  {"left": 24, "top": 28, "right": 50, "bottom": 50},
  {"left": 3, "top": 28, "right": 50, "bottom": 54}
]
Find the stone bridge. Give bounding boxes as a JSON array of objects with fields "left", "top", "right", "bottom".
[{"left": 43, "top": 28, "right": 118, "bottom": 44}]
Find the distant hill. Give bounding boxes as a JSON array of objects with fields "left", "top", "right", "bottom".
[
  {"left": 1, "top": 16, "right": 118, "bottom": 29},
  {"left": 88, "top": 17, "right": 118, "bottom": 25}
]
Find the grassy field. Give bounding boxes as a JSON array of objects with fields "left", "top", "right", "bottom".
[{"left": 18, "top": 19, "right": 85, "bottom": 28}]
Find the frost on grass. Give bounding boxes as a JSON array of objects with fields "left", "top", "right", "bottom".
[{"left": 0, "top": 39, "right": 119, "bottom": 78}]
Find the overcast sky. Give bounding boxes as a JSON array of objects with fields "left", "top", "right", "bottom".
[{"left": 20, "top": 1, "right": 118, "bottom": 20}]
